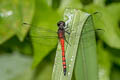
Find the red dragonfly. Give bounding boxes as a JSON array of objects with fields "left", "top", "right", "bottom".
[
  {"left": 24, "top": 21, "right": 70, "bottom": 75},
  {"left": 23, "top": 21, "right": 103, "bottom": 76},
  {"left": 56, "top": 21, "right": 68, "bottom": 75}
]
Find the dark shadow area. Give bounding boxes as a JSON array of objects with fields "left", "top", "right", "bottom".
[
  {"left": 118, "top": 20, "right": 120, "bottom": 29},
  {"left": 71, "top": 70, "right": 75, "bottom": 80},
  {"left": 0, "top": 35, "right": 33, "bottom": 55},
  {"left": 80, "top": 0, "right": 93, "bottom": 5},
  {"left": 32, "top": 47, "right": 57, "bottom": 80},
  {"left": 52, "top": 0, "right": 61, "bottom": 10},
  {"left": 105, "top": 0, "right": 120, "bottom": 6},
  {"left": 110, "top": 63, "right": 120, "bottom": 80},
  {"left": 102, "top": 42, "right": 120, "bottom": 80},
  {"left": 103, "top": 42, "right": 120, "bottom": 57}
]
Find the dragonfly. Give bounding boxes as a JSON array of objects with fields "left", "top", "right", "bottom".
[
  {"left": 23, "top": 21, "right": 103, "bottom": 76},
  {"left": 24, "top": 21, "right": 69, "bottom": 75},
  {"left": 55, "top": 21, "right": 67, "bottom": 75}
]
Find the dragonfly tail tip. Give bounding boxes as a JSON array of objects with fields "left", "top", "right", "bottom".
[{"left": 64, "top": 69, "right": 66, "bottom": 76}]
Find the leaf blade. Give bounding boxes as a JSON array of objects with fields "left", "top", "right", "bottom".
[
  {"left": 52, "top": 9, "right": 96, "bottom": 80},
  {"left": 75, "top": 16, "right": 98, "bottom": 80}
]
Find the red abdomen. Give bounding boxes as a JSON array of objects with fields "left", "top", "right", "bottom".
[{"left": 60, "top": 38, "right": 66, "bottom": 75}]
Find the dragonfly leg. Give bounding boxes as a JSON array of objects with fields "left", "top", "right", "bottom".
[
  {"left": 65, "top": 31, "right": 70, "bottom": 35},
  {"left": 64, "top": 27, "right": 70, "bottom": 33},
  {"left": 64, "top": 36, "right": 71, "bottom": 46}
]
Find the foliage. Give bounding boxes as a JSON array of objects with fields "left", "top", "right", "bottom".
[
  {"left": 52, "top": 9, "right": 97, "bottom": 80},
  {"left": 0, "top": 0, "right": 120, "bottom": 80}
]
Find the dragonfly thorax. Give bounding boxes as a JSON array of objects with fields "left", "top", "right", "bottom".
[
  {"left": 57, "top": 21, "right": 65, "bottom": 29},
  {"left": 58, "top": 29, "right": 65, "bottom": 38}
]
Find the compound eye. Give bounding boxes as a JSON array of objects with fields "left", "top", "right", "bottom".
[
  {"left": 57, "top": 22, "right": 60, "bottom": 26},
  {"left": 57, "top": 21, "right": 65, "bottom": 27}
]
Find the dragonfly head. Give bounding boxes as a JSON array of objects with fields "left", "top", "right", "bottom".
[{"left": 57, "top": 21, "right": 65, "bottom": 29}]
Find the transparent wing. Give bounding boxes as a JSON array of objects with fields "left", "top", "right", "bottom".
[
  {"left": 65, "top": 28, "right": 104, "bottom": 37},
  {"left": 29, "top": 28, "right": 104, "bottom": 40},
  {"left": 24, "top": 23, "right": 104, "bottom": 45},
  {"left": 23, "top": 23, "right": 57, "bottom": 34},
  {"left": 65, "top": 28, "right": 104, "bottom": 46},
  {"left": 23, "top": 23, "right": 59, "bottom": 46}
]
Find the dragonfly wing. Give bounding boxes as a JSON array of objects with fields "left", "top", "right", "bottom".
[
  {"left": 65, "top": 28, "right": 104, "bottom": 37},
  {"left": 30, "top": 26, "right": 58, "bottom": 40},
  {"left": 23, "top": 23, "right": 57, "bottom": 34},
  {"left": 30, "top": 35, "right": 58, "bottom": 39},
  {"left": 27, "top": 35, "right": 58, "bottom": 46},
  {"left": 24, "top": 23, "right": 59, "bottom": 46},
  {"left": 30, "top": 26, "right": 57, "bottom": 33},
  {"left": 64, "top": 29, "right": 104, "bottom": 45}
]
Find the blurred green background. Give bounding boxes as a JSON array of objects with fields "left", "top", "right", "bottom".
[{"left": 0, "top": 0, "right": 120, "bottom": 80}]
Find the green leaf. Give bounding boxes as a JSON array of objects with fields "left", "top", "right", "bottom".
[
  {"left": 31, "top": 0, "right": 83, "bottom": 68},
  {"left": 97, "top": 41, "right": 111, "bottom": 80},
  {"left": 75, "top": 15, "right": 98, "bottom": 80},
  {"left": 59, "top": 0, "right": 82, "bottom": 9},
  {"left": 0, "top": 0, "right": 34, "bottom": 43},
  {"left": 31, "top": 0, "right": 61, "bottom": 68},
  {"left": 93, "top": 0, "right": 106, "bottom": 6},
  {"left": 84, "top": 3, "right": 120, "bottom": 49},
  {"left": 15, "top": 0, "right": 35, "bottom": 41},
  {"left": 52, "top": 9, "right": 98, "bottom": 80},
  {"left": 0, "top": 0, "right": 16, "bottom": 44}
]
